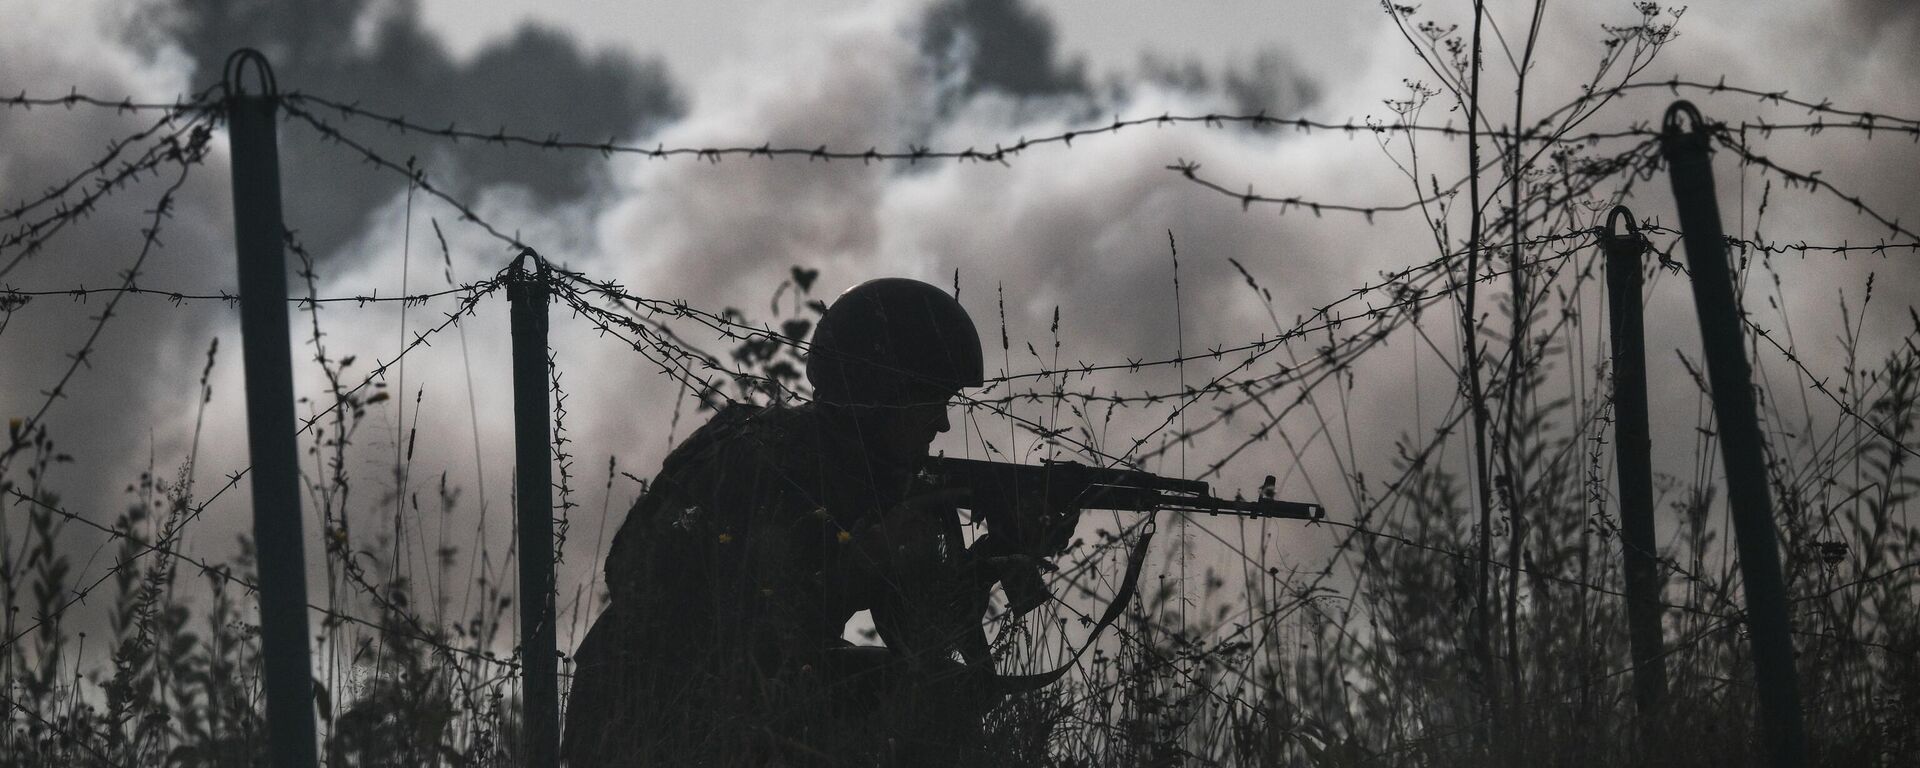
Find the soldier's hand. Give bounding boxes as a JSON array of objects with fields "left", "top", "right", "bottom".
[{"left": 1011, "top": 485, "right": 1082, "bottom": 557}]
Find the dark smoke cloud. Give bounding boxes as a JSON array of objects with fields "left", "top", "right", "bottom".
[
  {"left": 129, "top": 0, "right": 681, "bottom": 260},
  {"left": 921, "top": 0, "right": 1091, "bottom": 102},
  {"left": 919, "top": 0, "right": 1320, "bottom": 126},
  {"left": 1136, "top": 49, "right": 1323, "bottom": 118},
  {"left": 1845, "top": 0, "right": 1920, "bottom": 30}
]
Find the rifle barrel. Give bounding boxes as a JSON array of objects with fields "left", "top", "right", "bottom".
[{"left": 1151, "top": 492, "right": 1323, "bottom": 520}]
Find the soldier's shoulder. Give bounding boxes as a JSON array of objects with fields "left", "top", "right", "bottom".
[{"left": 668, "top": 401, "right": 827, "bottom": 471}]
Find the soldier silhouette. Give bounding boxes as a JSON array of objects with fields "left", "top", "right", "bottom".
[{"left": 563, "top": 277, "right": 1032, "bottom": 767}]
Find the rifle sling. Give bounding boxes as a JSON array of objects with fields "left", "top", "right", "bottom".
[{"left": 981, "top": 529, "right": 1157, "bottom": 698}]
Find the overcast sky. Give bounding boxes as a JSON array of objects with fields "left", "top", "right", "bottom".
[{"left": 3, "top": 0, "right": 1916, "bottom": 653}]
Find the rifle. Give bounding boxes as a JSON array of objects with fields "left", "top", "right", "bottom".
[{"left": 916, "top": 456, "right": 1323, "bottom": 614}]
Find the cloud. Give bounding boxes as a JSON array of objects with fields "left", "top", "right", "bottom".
[
  {"left": 1844, "top": 0, "right": 1920, "bottom": 35},
  {"left": 127, "top": 0, "right": 681, "bottom": 261},
  {"left": 920, "top": 0, "right": 1090, "bottom": 102},
  {"left": 1136, "top": 48, "right": 1323, "bottom": 120}
]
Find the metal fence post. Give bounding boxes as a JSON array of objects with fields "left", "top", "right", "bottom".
[
  {"left": 1660, "top": 100, "right": 1809, "bottom": 768},
  {"left": 509, "top": 251, "right": 558, "bottom": 768},
  {"left": 224, "top": 49, "right": 320, "bottom": 768},
  {"left": 1601, "top": 206, "right": 1670, "bottom": 725}
]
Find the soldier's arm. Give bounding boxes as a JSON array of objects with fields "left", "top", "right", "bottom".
[{"left": 824, "top": 489, "right": 966, "bottom": 610}]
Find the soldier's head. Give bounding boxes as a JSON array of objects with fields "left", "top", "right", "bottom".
[{"left": 808, "top": 277, "right": 983, "bottom": 460}]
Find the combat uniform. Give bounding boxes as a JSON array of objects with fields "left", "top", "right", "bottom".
[{"left": 562, "top": 401, "right": 985, "bottom": 766}]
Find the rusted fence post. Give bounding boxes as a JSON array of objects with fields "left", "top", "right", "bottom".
[
  {"left": 224, "top": 48, "right": 320, "bottom": 768},
  {"left": 1661, "top": 100, "right": 1808, "bottom": 768},
  {"left": 509, "top": 251, "right": 558, "bottom": 768},
  {"left": 1601, "top": 206, "right": 1670, "bottom": 726}
]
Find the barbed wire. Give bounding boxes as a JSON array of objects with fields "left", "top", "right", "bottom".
[
  {"left": 275, "top": 72, "right": 1918, "bottom": 475},
  {"left": 1639, "top": 223, "right": 1920, "bottom": 257},
  {"left": 1173, "top": 138, "right": 1659, "bottom": 219},
  {"left": 280, "top": 91, "right": 1609, "bottom": 166},
  {"left": 15, "top": 88, "right": 1905, "bottom": 532},
  {"left": 0, "top": 111, "right": 215, "bottom": 280},
  {"left": 1741, "top": 313, "right": 1920, "bottom": 464},
  {"left": 1611, "top": 77, "right": 1920, "bottom": 129},
  {"left": 1148, "top": 216, "right": 1620, "bottom": 469},
  {"left": 272, "top": 81, "right": 1918, "bottom": 171},
  {"left": 0, "top": 87, "right": 219, "bottom": 227},
  {"left": 10, "top": 73, "right": 1913, "bottom": 157},
  {"left": 0, "top": 278, "right": 505, "bottom": 309},
  {"left": 1, "top": 86, "right": 222, "bottom": 113},
  {"left": 281, "top": 101, "right": 532, "bottom": 250},
  {"left": 1, "top": 127, "right": 209, "bottom": 478},
  {"left": 549, "top": 278, "right": 739, "bottom": 409},
  {"left": 1, "top": 240, "right": 512, "bottom": 680},
  {"left": 1714, "top": 130, "right": 1920, "bottom": 244}
]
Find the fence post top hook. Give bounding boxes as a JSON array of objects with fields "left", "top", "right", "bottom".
[
  {"left": 1604, "top": 205, "right": 1640, "bottom": 240},
  {"left": 222, "top": 49, "right": 278, "bottom": 100},
  {"left": 1662, "top": 100, "right": 1706, "bottom": 138},
  {"left": 509, "top": 247, "right": 545, "bottom": 276}
]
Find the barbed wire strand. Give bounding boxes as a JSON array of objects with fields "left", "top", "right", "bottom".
[
  {"left": 0, "top": 111, "right": 215, "bottom": 280},
  {"left": 1, "top": 127, "right": 209, "bottom": 478}
]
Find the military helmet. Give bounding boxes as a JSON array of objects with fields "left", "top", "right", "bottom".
[{"left": 807, "top": 277, "right": 985, "bottom": 405}]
